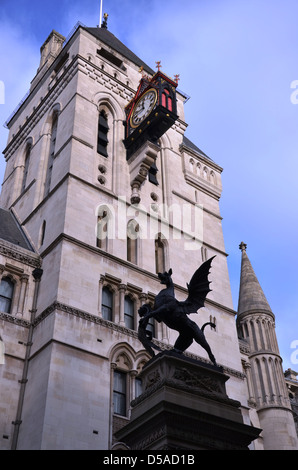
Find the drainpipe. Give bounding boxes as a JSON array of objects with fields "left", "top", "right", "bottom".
[{"left": 11, "top": 267, "right": 43, "bottom": 450}]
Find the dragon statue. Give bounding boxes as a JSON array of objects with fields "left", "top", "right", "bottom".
[{"left": 138, "top": 256, "right": 217, "bottom": 365}]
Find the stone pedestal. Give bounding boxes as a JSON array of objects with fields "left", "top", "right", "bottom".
[{"left": 115, "top": 351, "right": 261, "bottom": 450}]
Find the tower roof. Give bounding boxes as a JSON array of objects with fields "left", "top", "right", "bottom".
[
  {"left": 83, "top": 26, "right": 155, "bottom": 75},
  {"left": 0, "top": 208, "right": 34, "bottom": 251},
  {"left": 237, "top": 242, "right": 272, "bottom": 317}
]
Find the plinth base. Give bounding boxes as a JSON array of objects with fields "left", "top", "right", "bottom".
[{"left": 115, "top": 351, "right": 261, "bottom": 450}]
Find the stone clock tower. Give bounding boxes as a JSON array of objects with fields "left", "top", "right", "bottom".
[{"left": 0, "top": 20, "right": 297, "bottom": 450}]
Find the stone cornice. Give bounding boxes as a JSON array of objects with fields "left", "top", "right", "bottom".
[
  {"left": 0, "top": 311, "right": 30, "bottom": 328},
  {"left": 237, "top": 309, "right": 275, "bottom": 322},
  {"left": 180, "top": 142, "right": 223, "bottom": 173},
  {"left": 32, "top": 300, "right": 243, "bottom": 379},
  {"left": 0, "top": 239, "right": 41, "bottom": 268}
]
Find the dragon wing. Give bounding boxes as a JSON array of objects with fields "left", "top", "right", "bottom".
[{"left": 179, "top": 256, "right": 216, "bottom": 314}]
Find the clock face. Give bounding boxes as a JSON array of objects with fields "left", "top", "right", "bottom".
[{"left": 130, "top": 89, "right": 157, "bottom": 128}]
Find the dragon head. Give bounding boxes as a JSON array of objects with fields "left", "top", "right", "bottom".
[{"left": 157, "top": 268, "right": 173, "bottom": 285}]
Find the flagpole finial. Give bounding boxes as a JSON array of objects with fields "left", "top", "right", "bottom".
[{"left": 101, "top": 13, "right": 108, "bottom": 29}]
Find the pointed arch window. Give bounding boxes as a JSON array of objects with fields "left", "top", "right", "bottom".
[
  {"left": 127, "top": 220, "right": 139, "bottom": 264},
  {"left": 45, "top": 112, "right": 58, "bottom": 196},
  {"left": 97, "top": 210, "right": 108, "bottom": 250},
  {"left": 155, "top": 235, "right": 166, "bottom": 274},
  {"left": 22, "top": 142, "right": 32, "bottom": 192},
  {"left": 0, "top": 277, "right": 14, "bottom": 314},
  {"left": 97, "top": 110, "right": 109, "bottom": 157}
]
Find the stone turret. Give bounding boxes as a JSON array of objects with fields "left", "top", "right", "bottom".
[
  {"left": 30, "top": 30, "right": 65, "bottom": 90},
  {"left": 237, "top": 242, "right": 298, "bottom": 450}
]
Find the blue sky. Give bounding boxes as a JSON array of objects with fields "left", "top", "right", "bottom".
[{"left": 0, "top": 0, "right": 297, "bottom": 370}]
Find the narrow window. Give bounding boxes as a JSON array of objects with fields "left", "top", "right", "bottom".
[
  {"left": 127, "top": 220, "right": 139, "bottom": 264},
  {"left": 124, "top": 296, "right": 134, "bottom": 329},
  {"left": 148, "top": 163, "right": 158, "bottom": 185},
  {"left": 22, "top": 143, "right": 32, "bottom": 192},
  {"left": 113, "top": 370, "right": 127, "bottom": 416},
  {"left": 155, "top": 236, "right": 165, "bottom": 274},
  {"left": 0, "top": 277, "right": 14, "bottom": 314},
  {"left": 97, "top": 211, "right": 108, "bottom": 250},
  {"left": 102, "top": 287, "right": 113, "bottom": 321},
  {"left": 97, "top": 110, "right": 109, "bottom": 157},
  {"left": 40, "top": 220, "right": 46, "bottom": 247},
  {"left": 161, "top": 88, "right": 172, "bottom": 111},
  {"left": 45, "top": 113, "right": 58, "bottom": 196}
]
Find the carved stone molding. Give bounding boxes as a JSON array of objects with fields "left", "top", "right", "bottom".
[
  {"left": 0, "top": 311, "right": 30, "bottom": 328},
  {"left": 0, "top": 242, "right": 41, "bottom": 268}
]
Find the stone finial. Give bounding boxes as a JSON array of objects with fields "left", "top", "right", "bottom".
[{"left": 239, "top": 241, "right": 247, "bottom": 252}]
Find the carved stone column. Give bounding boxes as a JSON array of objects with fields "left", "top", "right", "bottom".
[{"left": 118, "top": 284, "right": 126, "bottom": 326}]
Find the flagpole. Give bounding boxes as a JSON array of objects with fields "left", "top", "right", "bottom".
[{"left": 99, "top": 0, "right": 103, "bottom": 27}]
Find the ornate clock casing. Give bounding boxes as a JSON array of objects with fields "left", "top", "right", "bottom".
[{"left": 124, "top": 71, "right": 178, "bottom": 159}]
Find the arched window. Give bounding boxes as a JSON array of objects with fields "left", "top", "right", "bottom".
[
  {"left": 97, "top": 110, "right": 109, "bottom": 157},
  {"left": 127, "top": 220, "right": 139, "bottom": 264},
  {"left": 0, "top": 277, "right": 14, "bottom": 314},
  {"left": 102, "top": 287, "right": 113, "bottom": 321},
  {"left": 124, "top": 295, "right": 134, "bottom": 330},
  {"left": 110, "top": 346, "right": 148, "bottom": 427},
  {"left": 22, "top": 142, "right": 32, "bottom": 192},
  {"left": 155, "top": 235, "right": 166, "bottom": 274},
  {"left": 45, "top": 112, "right": 58, "bottom": 196},
  {"left": 97, "top": 210, "right": 108, "bottom": 250},
  {"left": 40, "top": 220, "right": 46, "bottom": 248}
]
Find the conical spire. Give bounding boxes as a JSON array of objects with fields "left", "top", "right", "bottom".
[{"left": 237, "top": 242, "right": 272, "bottom": 316}]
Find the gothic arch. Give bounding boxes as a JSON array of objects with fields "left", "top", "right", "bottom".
[
  {"left": 109, "top": 342, "right": 149, "bottom": 371},
  {"left": 92, "top": 91, "right": 125, "bottom": 121},
  {"left": 40, "top": 102, "right": 62, "bottom": 136},
  {"left": 159, "top": 132, "right": 172, "bottom": 150},
  {"left": 127, "top": 219, "right": 141, "bottom": 265},
  {"left": 15, "top": 136, "right": 34, "bottom": 168},
  {"left": 155, "top": 232, "right": 169, "bottom": 273},
  {"left": 96, "top": 203, "right": 115, "bottom": 250},
  {"left": 110, "top": 342, "right": 135, "bottom": 370}
]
